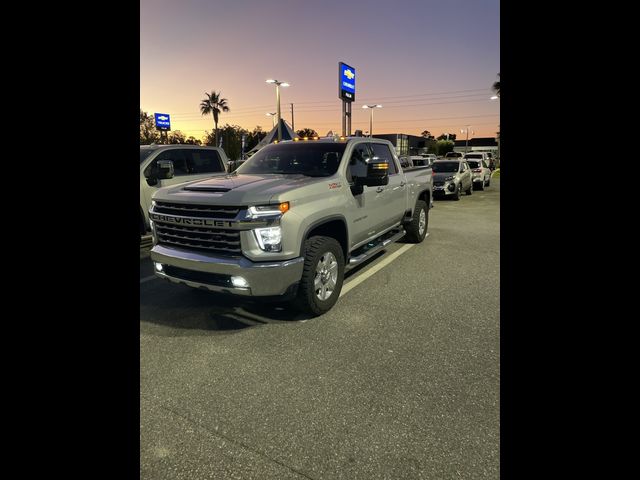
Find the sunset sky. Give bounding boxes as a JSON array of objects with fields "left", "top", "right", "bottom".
[{"left": 141, "top": 0, "right": 499, "bottom": 141}]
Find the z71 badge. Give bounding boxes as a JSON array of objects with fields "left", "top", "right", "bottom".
[{"left": 328, "top": 182, "right": 342, "bottom": 189}]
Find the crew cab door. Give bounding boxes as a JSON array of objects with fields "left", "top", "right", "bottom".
[
  {"left": 344, "top": 143, "right": 389, "bottom": 248},
  {"left": 369, "top": 143, "right": 407, "bottom": 229}
]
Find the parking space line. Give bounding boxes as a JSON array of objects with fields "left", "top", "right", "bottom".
[
  {"left": 140, "top": 275, "right": 158, "bottom": 284},
  {"left": 340, "top": 243, "right": 416, "bottom": 297}
]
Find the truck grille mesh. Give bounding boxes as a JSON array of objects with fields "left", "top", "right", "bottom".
[{"left": 153, "top": 202, "right": 243, "bottom": 255}]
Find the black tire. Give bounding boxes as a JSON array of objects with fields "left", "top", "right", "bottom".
[
  {"left": 466, "top": 183, "right": 473, "bottom": 195},
  {"left": 486, "top": 177, "right": 491, "bottom": 187},
  {"left": 453, "top": 183, "right": 461, "bottom": 201},
  {"left": 475, "top": 181, "right": 484, "bottom": 191},
  {"left": 293, "top": 236, "right": 345, "bottom": 316},
  {"left": 404, "top": 200, "right": 428, "bottom": 243}
]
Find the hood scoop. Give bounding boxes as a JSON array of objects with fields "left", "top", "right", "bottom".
[{"left": 182, "top": 185, "right": 231, "bottom": 192}]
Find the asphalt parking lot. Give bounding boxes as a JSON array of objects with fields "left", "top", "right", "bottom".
[{"left": 140, "top": 179, "right": 500, "bottom": 479}]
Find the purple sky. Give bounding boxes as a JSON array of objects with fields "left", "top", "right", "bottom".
[{"left": 141, "top": 0, "right": 499, "bottom": 140}]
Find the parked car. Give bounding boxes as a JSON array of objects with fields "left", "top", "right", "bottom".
[
  {"left": 444, "top": 151, "right": 463, "bottom": 159},
  {"left": 463, "top": 153, "right": 492, "bottom": 190},
  {"left": 410, "top": 154, "right": 436, "bottom": 167},
  {"left": 140, "top": 145, "right": 229, "bottom": 240},
  {"left": 431, "top": 159, "right": 473, "bottom": 200}
]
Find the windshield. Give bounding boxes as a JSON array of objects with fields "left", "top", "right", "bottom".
[
  {"left": 466, "top": 161, "right": 480, "bottom": 168},
  {"left": 445, "top": 152, "right": 461, "bottom": 158},
  {"left": 236, "top": 143, "right": 347, "bottom": 177},
  {"left": 432, "top": 162, "right": 460, "bottom": 173},
  {"left": 140, "top": 149, "right": 154, "bottom": 163}
]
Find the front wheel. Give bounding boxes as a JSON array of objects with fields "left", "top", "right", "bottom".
[
  {"left": 293, "top": 236, "right": 345, "bottom": 316},
  {"left": 453, "top": 183, "right": 461, "bottom": 201},
  {"left": 404, "top": 200, "right": 428, "bottom": 243}
]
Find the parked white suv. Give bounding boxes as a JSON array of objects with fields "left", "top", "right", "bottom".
[
  {"left": 463, "top": 152, "right": 492, "bottom": 190},
  {"left": 140, "top": 145, "right": 229, "bottom": 238}
]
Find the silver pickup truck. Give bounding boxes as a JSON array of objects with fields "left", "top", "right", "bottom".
[{"left": 149, "top": 136, "right": 432, "bottom": 315}]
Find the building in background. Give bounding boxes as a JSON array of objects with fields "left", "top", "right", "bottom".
[
  {"left": 372, "top": 134, "right": 434, "bottom": 156},
  {"left": 453, "top": 137, "right": 498, "bottom": 155}
]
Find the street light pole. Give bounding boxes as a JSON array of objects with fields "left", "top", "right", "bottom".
[
  {"left": 266, "top": 79, "right": 290, "bottom": 142},
  {"left": 362, "top": 104, "right": 382, "bottom": 137},
  {"left": 266, "top": 112, "right": 276, "bottom": 128},
  {"left": 461, "top": 125, "right": 473, "bottom": 153}
]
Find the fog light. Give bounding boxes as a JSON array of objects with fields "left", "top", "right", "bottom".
[
  {"left": 447, "top": 183, "right": 456, "bottom": 192},
  {"left": 231, "top": 276, "right": 249, "bottom": 288},
  {"left": 154, "top": 262, "right": 163, "bottom": 272}
]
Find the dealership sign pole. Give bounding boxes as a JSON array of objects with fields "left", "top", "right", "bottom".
[{"left": 339, "top": 62, "right": 355, "bottom": 136}]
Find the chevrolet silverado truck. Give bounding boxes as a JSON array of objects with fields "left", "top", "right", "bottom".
[{"left": 149, "top": 136, "right": 432, "bottom": 316}]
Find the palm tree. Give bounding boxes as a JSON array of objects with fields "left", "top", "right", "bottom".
[
  {"left": 200, "top": 91, "right": 230, "bottom": 147},
  {"left": 492, "top": 73, "right": 500, "bottom": 97}
]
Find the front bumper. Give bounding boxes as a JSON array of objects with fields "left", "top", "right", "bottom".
[
  {"left": 150, "top": 244, "right": 304, "bottom": 296},
  {"left": 433, "top": 183, "right": 457, "bottom": 196}
]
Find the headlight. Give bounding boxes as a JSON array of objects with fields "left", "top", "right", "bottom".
[
  {"left": 254, "top": 226, "right": 282, "bottom": 252},
  {"left": 248, "top": 202, "right": 290, "bottom": 217}
]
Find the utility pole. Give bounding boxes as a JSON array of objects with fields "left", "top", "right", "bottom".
[{"left": 290, "top": 103, "right": 294, "bottom": 132}]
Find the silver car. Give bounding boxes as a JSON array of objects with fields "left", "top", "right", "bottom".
[
  {"left": 432, "top": 159, "right": 473, "bottom": 200},
  {"left": 463, "top": 153, "right": 492, "bottom": 190}
]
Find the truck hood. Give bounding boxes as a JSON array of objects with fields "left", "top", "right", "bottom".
[
  {"left": 152, "top": 173, "right": 332, "bottom": 205},
  {"left": 433, "top": 172, "right": 458, "bottom": 182}
]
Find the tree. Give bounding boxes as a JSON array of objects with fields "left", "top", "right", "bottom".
[
  {"left": 200, "top": 91, "right": 230, "bottom": 147},
  {"left": 436, "top": 133, "right": 456, "bottom": 141},
  {"left": 420, "top": 130, "right": 434, "bottom": 139},
  {"left": 492, "top": 73, "right": 500, "bottom": 97},
  {"left": 435, "top": 140, "right": 454, "bottom": 156},
  {"left": 246, "top": 126, "right": 267, "bottom": 151},
  {"left": 185, "top": 136, "right": 201, "bottom": 145},
  {"left": 204, "top": 124, "right": 249, "bottom": 160},
  {"left": 140, "top": 109, "right": 160, "bottom": 144},
  {"left": 168, "top": 131, "right": 187, "bottom": 144},
  {"left": 296, "top": 128, "right": 318, "bottom": 138}
]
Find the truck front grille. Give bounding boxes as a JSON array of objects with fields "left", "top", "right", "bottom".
[
  {"left": 434, "top": 181, "right": 444, "bottom": 186},
  {"left": 154, "top": 202, "right": 240, "bottom": 219},
  {"left": 154, "top": 223, "right": 242, "bottom": 255}
]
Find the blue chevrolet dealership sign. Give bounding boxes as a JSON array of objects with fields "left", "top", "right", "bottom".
[
  {"left": 154, "top": 113, "right": 171, "bottom": 131},
  {"left": 339, "top": 62, "right": 356, "bottom": 102}
]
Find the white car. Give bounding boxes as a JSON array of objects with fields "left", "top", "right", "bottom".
[
  {"left": 462, "top": 152, "right": 492, "bottom": 190},
  {"left": 140, "top": 145, "right": 230, "bottom": 238}
]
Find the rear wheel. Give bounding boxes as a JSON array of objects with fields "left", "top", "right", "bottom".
[
  {"left": 476, "top": 180, "right": 485, "bottom": 191},
  {"left": 404, "top": 200, "right": 428, "bottom": 243},
  {"left": 465, "top": 182, "right": 473, "bottom": 195},
  {"left": 486, "top": 177, "right": 491, "bottom": 187},
  {"left": 294, "top": 236, "right": 345, "bottom": 316}
]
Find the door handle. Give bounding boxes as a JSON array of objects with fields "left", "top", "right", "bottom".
[{"left": 376, "top": 186, "right": 384, "bottom": 193}]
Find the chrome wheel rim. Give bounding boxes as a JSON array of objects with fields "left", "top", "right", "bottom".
[
  {"left": 314, "top": 252, "right": 338, "bottom": 301},
  {"left": 418, "top": 209, "right": 426, "bottom": 236}
]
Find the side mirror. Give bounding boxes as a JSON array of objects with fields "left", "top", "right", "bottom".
[
  {"left": 157, "top": 160, "right": 174, "bottom": 179},
  {"left": 362, "top": 158, "right": 389, "bottom": 187}
]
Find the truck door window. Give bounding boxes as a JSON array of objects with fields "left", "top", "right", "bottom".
[
  {"left": 370, "top": 143, "right": 397, "bottom": 174},
  {"left": 152, "top": 150, "right": 190, "bottom": 176},
  {"left": 188, "top": 150, "right": 224, "bottom": 174},
  {"left": 347, "top": 143, "right": 372, "bottom": 183}
]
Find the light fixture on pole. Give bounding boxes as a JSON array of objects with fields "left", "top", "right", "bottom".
[
  {"left": 266, "top": 112, "right": 276, "bottom": 128},
  {"left": 266, "top": 79, "right": 290, "bottom": 142},
  {"left": 362, "top": 104, "right": 382, "bottom": 137},
  {"left": 461, "top": 125, "right": 474, "bottom": 153}
]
